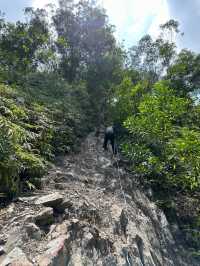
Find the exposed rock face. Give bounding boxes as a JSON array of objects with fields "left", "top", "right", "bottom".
[
  {"left": 1, "top": 247, "right": 33, "bottom": 266},
  {"left": 0, "top": 133, "right": 198, "bottom": 265},
  {"left": 38, "top": 235, "right": 70, "bottom": 266}
]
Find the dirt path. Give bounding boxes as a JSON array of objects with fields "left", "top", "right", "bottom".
[{"left": 0, "top": 133, "right": 198, "bottom": 265}]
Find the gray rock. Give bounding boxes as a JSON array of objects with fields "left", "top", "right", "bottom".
[
  {"left": 55, "top": 183, "right": 67, "bottom": 190},
  {"left": 56, "top": 170, "right": 63, "bottom": 177},
  {"left": 96, "top": 232, "right": 113, "bottom": 256},
  {"left": 102, "top": 255, "right": 117, "bottom": 266},
  {"left": 4, "top": 227, "right": 23, "bottom": 254},
  {"left": 0, "top": 236, "right": 6, "bottom": 246},
  {"left": 24, "top": 215, "right": 35, "bottom": 223},
  {"left": 54, "top": 173, "right": 75, "bottom": 183},
  {"left": 25, "top": 223, "right": 42, "bottom": 240},
  {"left": 18, "top": 196, "right": 37, "bottom": 203},
  {"left": 1, "top": 247, "right": 33, "bottom": 266},
  {"left": 16, "top": 97, "right": 25, "bottom": 104},
  {"left": 55, "top": 198, "right": 73, "bottom": 213},
  {"left": 37, "top": 235, "right": 70, "bottom": 266},
  {"left": 120, "top": 209, "right": 128, "bottom": 236},
  {"left": 41, "top": 177, "right": 50, "bottom": 187},
  {"left": 35, "top": 193, "right": 63, "bottom": 208},
  {"left": 35, "top": 207, "right": 54, "bottom": 226},
  {"left": 0, "top": 246, "right": 5, "bottom": 255}
]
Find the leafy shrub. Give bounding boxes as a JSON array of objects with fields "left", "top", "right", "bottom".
[
  {"left": 120, "top": 81, "right": 200, "bottom": 191},
  {"left": 0, "top": 73, "right": 91, "bottom": 198}
]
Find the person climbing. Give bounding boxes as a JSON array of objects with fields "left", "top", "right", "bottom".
[{"left": 103, "top": 125, "right": 117, "bottom": 154}]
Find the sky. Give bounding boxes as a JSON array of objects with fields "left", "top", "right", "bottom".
[{"left": 0, "top": 0, "right": 200, "bottom": 52}]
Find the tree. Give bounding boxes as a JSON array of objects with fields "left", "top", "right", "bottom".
[
  {"left": 167, "top": 49, "right": 200, "bottom": 96},
  {"left": 160, "top": 19, "right": 180, "bottom": 43},
  {"left": 53, "top": 0, "right": 123, "bottom": 126},
  {"left": 128, "top": 20, "right": 180, "bottom": 82},
  {"left": 53, "top": 0, "right": 117, "bottom": 82},
  {"left": 0, "top": 8, "right": 50, "bottom": 82}
]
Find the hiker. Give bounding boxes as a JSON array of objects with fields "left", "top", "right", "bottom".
[{"left": 103, "top": 125, "right": 117, "bottom": 154}]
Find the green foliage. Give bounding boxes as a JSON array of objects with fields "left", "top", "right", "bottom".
[
  {"left": 0, "top": 8, "right": 50, "bottom": 83},
  {"left": 167, "top": 49, "right": 200, "bottom": 95},
  {"left": 0, "top": 72, "right": 90, "bottom": 197},
  {"left": 167, "top": 128, "right": 200, "bottom": 189},
  {"left": 53, "top": 0, "right": 117, "bottom": 83},
  {"left": 118, "top": 81, "right": 200, "bottom": 191},
  {"left": 111, "top": 76, "right": 149, "bottom": 123},
  {"left": 0, "top": 1, "right": 122, "bottom": 197}
]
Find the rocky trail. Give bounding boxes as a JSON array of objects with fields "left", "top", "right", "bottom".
[{"left": 0, "top": 133, "right": 198, "bottom": 266}]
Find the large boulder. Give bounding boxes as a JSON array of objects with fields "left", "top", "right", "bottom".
[
  {"left": 1, "top": 247, "right": 33, "bottom": 266},
  {"left": 35, "top": 193, "right": 63, "bottom": 208}
]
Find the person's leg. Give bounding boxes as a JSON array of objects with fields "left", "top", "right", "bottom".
[
  {"left": 110, "top": 137, "right": 116, "bottom": 154},
  {"left": 103, "top": 135, "right": 108, "bottom": 150},
  {"left": 114, "top": 141, "right": 117, "bottom": 155}
]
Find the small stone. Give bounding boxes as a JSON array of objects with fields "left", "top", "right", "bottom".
[
  {"left": 51, "top": 232, "right": 60, "bottom": 239},
  {"left": 24, "top": 215, "right": 35, "bottom": 223},
  {"left": 48, "top": 224, "right": 57, "bottom": 236},
  {"left": 71, "top": 218, "right": 79, "bottom": 225},
  {"left": 35, "top": 207, "right": 54, "bottom": 226},
  {"left": 7, "top": 203, "right": 15, "bottom": 214},
  {"left": 55, "top": 173, "right": 74, "bottom": 182},
  {"left": 25, "top": 223, "right": 42, "bottom": 240},
  {"left": 40, "top": 177, "right": 51, "bottom": 188},
  {"left": 18, "top": 196, "right": 37, "bottom": 203},
  {"left": 65, "top": 173, "right": 75, "bottom": 179},
  {"left": 96, "top": 232, "right": 113, "bottom": 256},
  {"left": 82, "top": 232, "right": 94, "bottom": 248},
  {"left": 16, "top": 97, "right": 25, "bottom": 104},
  {"left": 56, "top": 170, "right": 63, "bottom": 177},
  {"left": 55, "top": 183, "right": 66, "bottom": 190},
  {"left": 55, "top": 222, "right": 68, "bottom": 235},
  {"left": 0, "top": 236, "right": 6, "bottom": 246},
  {"left": 0, "top": 246, "right": 5, "bottom": 255}
]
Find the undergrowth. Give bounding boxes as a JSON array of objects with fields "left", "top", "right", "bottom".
[{"left": 0, "top": 73, "right": 91, "bottom": 198}]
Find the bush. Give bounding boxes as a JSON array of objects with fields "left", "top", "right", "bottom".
[
  {"left": 120, "top": 81, "right": 200, "bottom": 191},
  {"left": 0, "top": 74, "right": 91, "bottom": 198}
]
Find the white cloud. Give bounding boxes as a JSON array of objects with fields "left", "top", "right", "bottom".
[
  {"left": 148, "top": 0, "right": 170, "bottom": 38},
  {"left": 102, "top": 0, "right": 169, "bottom": 46},
  {"left": 32, "top": 0, "right": 58, "bottom": 9},
  {"left": 32, "top": 0, "right": 170, "bottom": 47}
]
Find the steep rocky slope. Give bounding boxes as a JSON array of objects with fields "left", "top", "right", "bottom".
[{"left": 0, "top": 133, "right": 198, "bottom": 265}]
